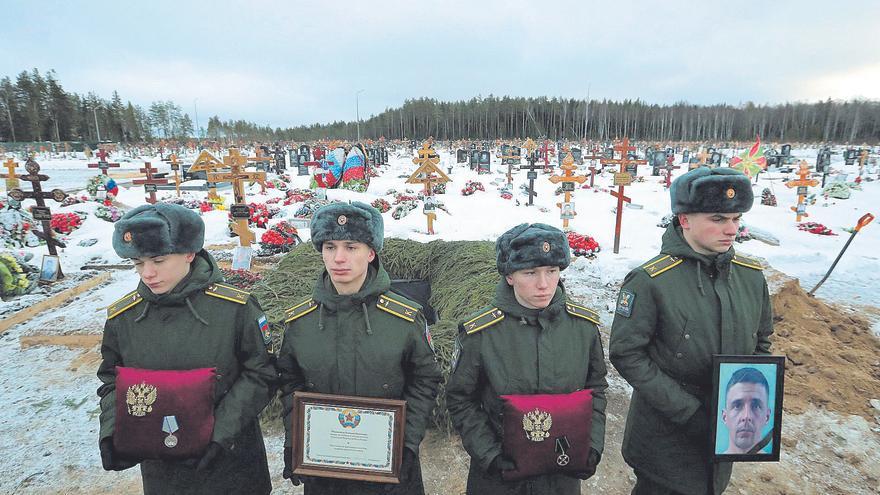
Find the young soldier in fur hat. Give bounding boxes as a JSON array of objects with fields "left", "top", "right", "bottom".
[
  {"left": 96, "top": 203, "right": 277, "bottom": 494},
  {"left": 446, "top": 223, "right": 608, "bottom": 494},
  {"left": 610, "top": 168, "right": 774, "bottom": 495},
  {"left": 277, "top": 201, "right": 442, "bottom": 494}
]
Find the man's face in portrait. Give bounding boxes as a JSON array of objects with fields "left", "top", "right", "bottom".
[{"left": 722, "top": 381, "right": 771, "bottom": 453}]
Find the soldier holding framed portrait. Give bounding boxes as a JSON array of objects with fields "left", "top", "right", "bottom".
[{"left": 610, "top": 168, "right": 774, "bottom": 495}]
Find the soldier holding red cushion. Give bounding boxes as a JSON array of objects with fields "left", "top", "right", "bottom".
[{"left": 96, "top": 203, "right": 276, "bottom": 494}]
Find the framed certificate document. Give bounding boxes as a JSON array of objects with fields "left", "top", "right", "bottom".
[{"left": 291, "top": 392, "right": 406, "bottom": 483}]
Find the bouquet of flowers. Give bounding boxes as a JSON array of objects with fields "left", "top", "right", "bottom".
[
  {"left": 62, "top": 195, "right": 88, "bottom": 207},
  {"left": 95, "top": 204, "right": 125, "bottom": 223},
  {"left": 259, "top": 221, "right": 301, "bottom": 255},
  {"left": 461, "top": 181, "right": 485, "bottom": 196},
  {"left": 371, "top": 198, "right": 391, "bottom": 213},
  {"left": 392, "top": 201, "right": 418, "bottom": 220},
  {"left": 220, "top": 268, "right": 263, "bottom": 290},
  {"left": 50, "top": 212, "right": 84, "bottom": 235},
  {"left": 798, "top": 222, "right": 837, "bottom": 236},
  {"left": 432, "top": 183, "right": 447, "bottom": 195},
  {"left": 567, "top": 231, "right": 600, "bottom": 258}
]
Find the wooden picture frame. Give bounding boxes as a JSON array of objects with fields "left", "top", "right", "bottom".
[
  {"left": 291, "top": 391, "right": 406, "bottom": 484},
  {"left": 39, "top": 255, "right": 60, "bottom": 283},
  {"left": 710, "top": 354, "right": 785, "bottom": 462}
]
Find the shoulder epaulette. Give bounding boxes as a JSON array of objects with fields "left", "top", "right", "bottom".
[
  {"left": 642, "top": 254, "right": 684, "bottom": 278},
  {"left": 732, "top": 254, "right": 765, "bottom": 270},
  {"left": 565, "top": 301, "right": 601, "bottom": 326},
  {"left": 377, "top": 292, "right": 420, "bottom": 322},
  {"left": 205, "top": 283, "right": 249, "bottom": 304},
  {"left": 461, "top": 308, "right": 505, "bottom": 335},
  {"left": 284, "top": 298, "right": 318, "bottom": 323},
  {"left": 107, "top": 290, "right": 143, "bottom": 319}
]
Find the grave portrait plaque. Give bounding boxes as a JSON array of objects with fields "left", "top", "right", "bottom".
[
  {"left": 457, "top": 149, "right": 468, "bottom": 163},
  {"left": 478, "top": 151, "right": 491, "bottom": 173},
  {"left": 781, "top": 144, "right": 791, "bottom": 157}
]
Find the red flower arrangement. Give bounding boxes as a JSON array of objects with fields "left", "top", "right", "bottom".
[
  {"left": 797, "top": 222, "right": 837, "bottom": 236},
  {"left": 461, "top": 181, "right": 485, "bottom": 196},
  {"left": 259, "top": 221, "right": 301, "bottom": 254},
  {"left": 371, "top": 198, "right": 391, "bottom": 213},
  {"left": 567, "top": 231, "right": 601, "bottom": 258},
  {"left": 50, "top": 212, "right": 84, "bottom": 234}
]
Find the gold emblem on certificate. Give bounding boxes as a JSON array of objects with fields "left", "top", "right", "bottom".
[
  {"left": 523, "top": 408, "right": 552, "bottom": 442},
  {"left": 126, "top": 382, "right": 157, "bottom": 416}
]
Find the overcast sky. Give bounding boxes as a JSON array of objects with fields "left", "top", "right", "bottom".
[{"left": 3, "top": 0, "right": 879, "bottom": 129}]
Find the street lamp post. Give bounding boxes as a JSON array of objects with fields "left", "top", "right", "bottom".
[
  {"left": 93, "top": 105, "right": 101, "bottom": 142},
  {"left": 194, "top": 98, "right": 200, "bottom": 141},
  {"left": 356, "top": 89, "right": 364, "bottom": 143}
]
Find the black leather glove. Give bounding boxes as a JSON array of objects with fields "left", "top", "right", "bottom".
[
  {"left": 487, "top": 454, "right": 517, "bottom": 476},
  {"left": 569, "top": 448, "right": 601, "bottom": 480},
  {"left": 282, "top": 447, "right": 305, "bottom": 486},
  {"left": 99, "top": 438, "right": 138, "bottom": 471},
  {"left": 684, "top": 405, "right": 710, "bottom": 440},
  {"left": 195, "top": 442, "right": 224, "bottom": 471}
]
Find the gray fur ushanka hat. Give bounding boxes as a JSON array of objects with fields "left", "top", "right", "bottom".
[
  {"left": 309, "top": 201, "right": 384, "bottom": 251},
  {"left": 496, "top": 223, "right": 571, "bottom": 275},
  {"left": 112, "top": 203, "right": 205, "bottom": 258},
  {"left": 670, "top": 167, "right": 754, "bottom": 214}
]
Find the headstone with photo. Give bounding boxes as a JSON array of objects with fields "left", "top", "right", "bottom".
[
  {"left": 650, "top": 150, "right": 666, "bottom": 176},
  {"left": 478, "top": 151, "right": 491, "bottom": 173},
  {"left": 844, "top": 148, "right": 857, "bottom": 166}
]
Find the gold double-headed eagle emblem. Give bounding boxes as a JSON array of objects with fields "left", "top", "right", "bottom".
[
  {"left": 522, "top": 408, "right": 552, "bottom": 442},
  {"left": 126, "top": 382, "right": 158, "bottom": 417}
]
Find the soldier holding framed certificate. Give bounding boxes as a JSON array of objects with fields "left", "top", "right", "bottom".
[
  {"left": 446, "top": 223, "right": 608, "bottom": 494},
  {"left": 277, "top": 202, "right": 442, "bottom": 494}
]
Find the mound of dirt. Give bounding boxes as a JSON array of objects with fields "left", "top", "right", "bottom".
[{"left": 770, "top": 277, "right": 880, "bottom": 420}]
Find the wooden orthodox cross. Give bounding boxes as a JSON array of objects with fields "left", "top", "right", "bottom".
[
  {"left": 207, "top": 149, "right": 267, "bottom": 247},
  {"left": 663, "top": 159, "right": 681, "bottom": 189},
  {"left": 133, "top": 162, "right": 169, "bottom": 204},
  {"left": 189, "top": 150, "right": 225, "bottom": 201},
  {"left": 501, "top": 145, "right": 520, "bottom": 185},
  {"left": 2, "top": 157, "right": 20, "bottom": 190},
  {"left": 8, "top": 159, "right": 68, "bottom": 277},
  {"left": 163, "top": 154, "right": 182, "bottom": 197},
  {"left": 539, "top": 139, "right": 556, "bottom": 172},
  {"left": 786, "top": 161, "right": 819, "bottom": 222},
  {"left": 548, "top": 150, "right": 587, "bottom": 230},
  {"left": 407, "top": 141, "right": 450, "bottom": 235},
  {"left": 601, "top": 137, "right": 646, "bottom": 253},
  {"left": 88, "top": 148, "right": 121, "bottom": 176},
  {"left": 582, "top": 147, "right": 605, "bottom": 187}
]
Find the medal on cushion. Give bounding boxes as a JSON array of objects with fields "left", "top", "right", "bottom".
[
  {"left": 555, "top": 436, "right": 571, "bottom": 467},
  {"left": 162, "top": 415, "right": 179, "bottom": 448}
]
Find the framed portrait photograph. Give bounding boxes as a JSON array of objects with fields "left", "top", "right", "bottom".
[
  {"left": 291, "top": 392, "right": 406, "bottom": 484},
  {"left": 710, "top": 355, "right": 785, "bottom": 462},
  {"left": 39, "top": 255, "right": 61, "bottom": 283}
]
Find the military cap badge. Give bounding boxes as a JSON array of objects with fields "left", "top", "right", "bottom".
[
  {"left": 123, "top": 231, "right": 133, "bottom": 243},
  {"left": 726, "top": 187, "right": 736, "bottom": 199},
  {"left": 337, "top": 214, "right": 347, "bottom": 225},
  {"left": 542, "top": 241, "right": 551, "bottom": 253}
]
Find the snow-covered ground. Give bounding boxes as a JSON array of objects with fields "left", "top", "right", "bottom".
[{"left": 1, "top": 146, "right": 878, "bottom": 493}]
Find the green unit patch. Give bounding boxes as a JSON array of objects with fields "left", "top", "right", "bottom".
[{"left": 616, "top": 289, "right": 636, "bottom": 318}]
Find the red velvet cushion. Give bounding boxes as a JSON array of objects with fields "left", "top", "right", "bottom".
[
  {"left": 500, "top": 389, "right": 593, "bottom": 480},
  {"left": 114, "top": 367, "right": 216, "bottom": 459}
]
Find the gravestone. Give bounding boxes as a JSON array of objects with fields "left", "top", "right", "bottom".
[
  {"left": 844, "top": 149, "right": 857, "bottom": 166},
  {"left": 781, "top": 144, "right": 792, "bottom": 157},
  {"left": 681, "top": 149, "right": 690, "bottom": 163},
  {"left": 816, "top": 148, "right": 831, "bottom": 173},
  {"left": 710, "top": 151, "right": 722, "bottom": 166},
  {"left": 469, "top": 150, "right": 480, "bottom": 170},
  {"left": 478, "top": 151, "right": 491, "bottom": 173},
  {"left": 650, "top": 150, "right": 666, "bottom": 176},
  {"left": 456, "top": 149, "right": 468, "bottom": 163}
]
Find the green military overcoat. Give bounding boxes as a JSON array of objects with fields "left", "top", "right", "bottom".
[
  {"left": 97, "top": 250, "right": 277, "bottom": 495},
  {"left": 277, "top": 260, "right": 442, "bottom": 495},
  {"left": 446, "top": 280, "right": 608, "bottom": 495},
  {"left": 609, "top": 224, "right": 774, "bottom": 495}
]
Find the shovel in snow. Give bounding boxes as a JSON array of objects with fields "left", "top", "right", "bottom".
[{"left": 808, "top": 213, "right": 874, "bottom": 296}]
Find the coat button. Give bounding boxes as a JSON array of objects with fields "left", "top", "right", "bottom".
[
  {"left": 684, "top": 334, "right": 691, "bottom": 340},
  {"left": 676, "top": 352, "right": 683, "bottom": 358},
  {"left": 308, "top": 382, "right": 314, "bottom": 388},
  {"left": 752, "top": 333, "right": 757, "bottom": 338},
  {"left": 382, "top": 383, "right": 389, "bottom": 390}
]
